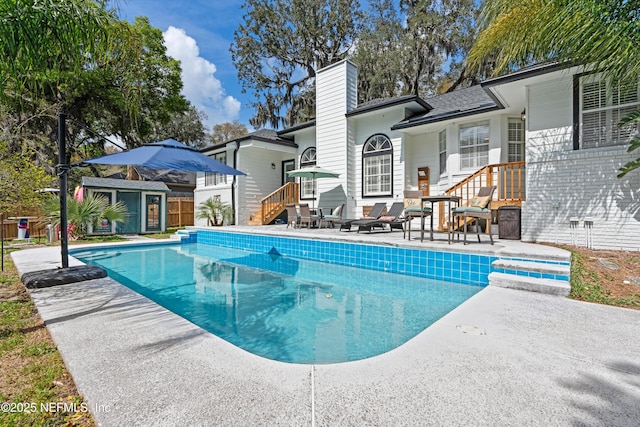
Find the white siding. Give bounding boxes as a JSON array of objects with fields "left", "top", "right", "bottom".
[
  {"left": 352, "top": 113, "right": 406, "bottom": 217},
  {"left": 315, "top": 61, "right": 357, "bottom": 212},
  {"left": 522, "top": 77, "right": 640, "bottom": 250}
]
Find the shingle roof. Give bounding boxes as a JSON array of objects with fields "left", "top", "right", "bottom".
[
  {"left": 278, "top": 120, "right": 316, "bottom": 135},
  {"left": 81, "top": 177, "right": 171, "bottom": 192},
  {"left": 391, "top": 86, "right": 500, "bottom": 129}
]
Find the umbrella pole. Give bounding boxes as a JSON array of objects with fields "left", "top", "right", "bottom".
[
  {"left": 312, "top": 177, "right": 315, "bottom": 211},
  {"left": 58, "top": 113, "right": 69, "bottom": 268}
]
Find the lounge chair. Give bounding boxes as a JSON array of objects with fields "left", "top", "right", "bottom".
[
  {"left": 354, "top": 202, "right": 405, "bottom": 233},
  {"left": 452, "top": 186, "right": 496, "bottom": 244},
  {"left": 319, "top": 204, "right": 344, "bottom": 228},
  {"left": 403, "top": 190, "right": 432, "bottom": 240},
  {"left": 335, "top": 202, "right": 386, "bottom": 231},
  {"left": 298, "top": 203, "right": 321, "bottom": 228},
  {"left": 285, "top": 204, "right": 299, "bottom": 228}
]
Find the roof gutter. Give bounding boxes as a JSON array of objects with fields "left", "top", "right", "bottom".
[{"left": 390, "top": 104, "right": 501, "bottom": 130}]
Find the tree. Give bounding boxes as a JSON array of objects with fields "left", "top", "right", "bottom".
[
  {"left": 398, "top": 0, "right": 478, "bottom": 97},
  {"left": 467, "top": 0, "right": 640, "bottom": 176},
  {"left": 104, "top": 16, "right": 193, "bottom": 150},
  {"left": 0, "top": 0, "right": 142, "bottom": 169},
  {"left": 232, "top": 0, "right": 480, "bottom": 127},
  {"left": 210, "top": 121, "right": 249, "bottom": 145},
  {"left": 0, "top": 5, "right": 204, "bottom": 174},
  {"left": 144, "top": 106, "right": 208, "bottom": 150},
  {"left": 0, "top": 141, "right": 52, "bottom": 217},
  {"left": 231, "top": 0, "right": 363, "bottom": 129},
  {"left": 351, "top": 0, "right": 405, "bottom": 102}
]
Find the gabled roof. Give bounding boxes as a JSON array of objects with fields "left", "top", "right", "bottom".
[
  {"left": 81, "top": 177, "right": 170, "bottom": 192},
  {"left": 202, "top": 129, "right": 297, "bottom": 152},
  {"left": 391, "top": 86, "right": 501, "bottom": 130}
]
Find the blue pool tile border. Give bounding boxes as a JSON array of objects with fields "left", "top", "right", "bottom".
[
  {"left": 492, "top": 257, "right": 571, "bottom": 282},
  {"left": 191, "top": 229, "right": 496, "bottom": 287}
]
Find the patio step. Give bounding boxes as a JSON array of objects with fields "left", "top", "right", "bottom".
[
  {"left": 492, "top": 259, "right": 570, "bottom": 277},
  {"left": 489, "top": 259, "right": 571, "bottom": 296},
  {"left": 175, "top": 229, "right": 197, "bottom": 242}
]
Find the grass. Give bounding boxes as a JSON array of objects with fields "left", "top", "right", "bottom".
[
  {"left": 0, "top": 254, "right": 94, "bottom": 426},
  {"left": 143, "top": 227, "right": 183, "bottom": 240}
]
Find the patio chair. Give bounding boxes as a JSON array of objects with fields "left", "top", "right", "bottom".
[
  {"left": 403, "top": 190, "right": 432, "bottom": 240},
  {"left": 319, "top": 204, "right": 344, "bottom": 228},
  {"left": 285, "top": 204, "right": 299, "bottom": 228},
  {"left": 298, "top": 203, "right": 321, "bottom": 228},
  {"left": 354, "top": 202, "right": 405, "bottom": 233},
  {"left": 335, "top": 202, "right": 387, "bottom": 231},
  {"left": 452, "top": 186, "right": 496, "bottom": 245}
]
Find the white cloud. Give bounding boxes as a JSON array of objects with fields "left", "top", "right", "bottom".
[{"left": 163, "top": 26, "right": 241, "bottom": 131}]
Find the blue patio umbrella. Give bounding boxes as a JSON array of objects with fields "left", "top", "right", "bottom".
[
  {"left": 54, "top": 138, "right": 246, "bottom": 270},
  {"left": 81, "top": 138, "right": 245, "bottom": 175}
]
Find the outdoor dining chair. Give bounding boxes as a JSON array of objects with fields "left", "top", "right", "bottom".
[{"left": 452, "top": 186, "right": 496, "bottom": 244}]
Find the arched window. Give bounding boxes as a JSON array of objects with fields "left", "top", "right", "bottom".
[
  {"left": 362, "top": 134, "right": 392, "bottom": 196},
  {"left": 299, "top": 147, "right": 316, "bottom": 199}
]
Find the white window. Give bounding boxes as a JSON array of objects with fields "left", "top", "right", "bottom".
[
  {"left": 439, "top": 130, "right": 447, "bottom": 175},
  {"left": 459, "top": 121, "right": 489, "bottom": 170},
  {"left": 507, "top": 118, "right": 524, "bottom": 162},
  {"left": 299, "top": 147, "right": 316, "bottom": 199},
  {"left": 363, "top": 134, "right": 392, "bottom": 196},
  {"left": 204, "top": 152, "right": 228, "bottom": 186},
  {"left": 580, "top": 74, "right": 639, "bottom": 149}
]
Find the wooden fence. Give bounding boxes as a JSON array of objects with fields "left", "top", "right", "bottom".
[
  {"left": 1, "top": 213, "right": 48, "bottom": 240},
  {"left": 167, "top": 198, "right": 194, "bottom": 228}
]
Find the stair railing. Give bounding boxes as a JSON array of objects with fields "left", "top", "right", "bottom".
[
  {"left": 260, "top": 182, "right": 299, "bottom": 225},
  {"left": 438, "top": 161, "right": 526, "bottom": 231}
]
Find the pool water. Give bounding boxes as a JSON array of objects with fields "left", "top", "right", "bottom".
[{"left": 73, "top": 242, "right": 483, "bottom": 364}]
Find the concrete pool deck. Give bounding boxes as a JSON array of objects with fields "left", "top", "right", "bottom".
[{"left": 10, "top": 228, "right": 640, "bottom": 426}]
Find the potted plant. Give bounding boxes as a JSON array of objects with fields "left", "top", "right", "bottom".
[{"left": 196, "top": 196, "right": 233, "bottom": 226}]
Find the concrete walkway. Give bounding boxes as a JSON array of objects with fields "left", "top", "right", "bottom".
[{"left": 10, "top": 232, "right": 640, "bottom": 426}]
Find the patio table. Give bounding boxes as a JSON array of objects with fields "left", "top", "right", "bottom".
[{"left": 419, "top": 195, "right": 462, "bottom": 244}]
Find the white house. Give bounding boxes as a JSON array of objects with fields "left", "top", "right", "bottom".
[{"left": 196, "top": 60, "right": 640, "bottom": 251}]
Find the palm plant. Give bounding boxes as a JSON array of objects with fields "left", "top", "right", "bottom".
[
  {"left": 43, "top": 194, "right": 127, "bottom": 239},
  {"left": 196, "top": 197, "right": 233, "bottom": 226}
]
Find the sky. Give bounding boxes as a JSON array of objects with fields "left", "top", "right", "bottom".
[{"left": 116, "top": 0, "right": 253, "bottom": 133}]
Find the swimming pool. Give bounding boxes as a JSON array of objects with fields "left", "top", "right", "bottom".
[{"left": 72, "top": 236, "right": 486, "bottom": 364}]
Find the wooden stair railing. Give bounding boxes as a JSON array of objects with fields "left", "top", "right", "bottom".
[
  {"left": 257, "top": 182, "right": 299, "bottom": 225},
  {"left": 438, "top": 161, "right": 526, "bottom": 231}
]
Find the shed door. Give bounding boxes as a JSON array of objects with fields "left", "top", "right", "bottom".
[{"left": 117, "top": 192, "right": 140, "bottom": 234}]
